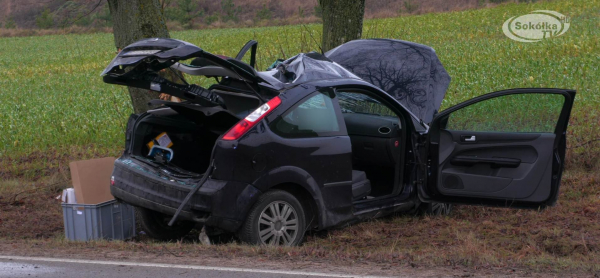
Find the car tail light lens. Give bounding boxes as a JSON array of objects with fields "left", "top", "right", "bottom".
[{"left": 222, "top": 96, "right": 281, "bottom": 141}]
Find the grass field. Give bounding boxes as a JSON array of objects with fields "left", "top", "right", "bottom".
[
  {"left": 0, "top": 0, "right": 599, "bottom": 163},
  {"left": 0, "top": 0, "right": 599, "bottom": 274}
]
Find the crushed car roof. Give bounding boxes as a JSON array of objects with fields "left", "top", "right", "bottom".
[{"left": 257, "top": 52, "right": 362, "bottom": 89}]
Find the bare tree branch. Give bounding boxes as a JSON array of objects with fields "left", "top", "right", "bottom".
[
  {"left": 59, "top": 0, "right": 103, "bottom": 28},
  {"left": 301, "top": 24, "right": 322, "bottom": 54}
]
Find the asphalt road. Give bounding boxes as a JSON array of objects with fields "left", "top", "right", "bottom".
[{"left": 0, "top": 256, "right": 386, "bottom": 278}]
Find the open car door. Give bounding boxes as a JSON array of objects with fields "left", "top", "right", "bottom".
[{"left": 421, "top": 89, "right": 575, "bottom": 208}]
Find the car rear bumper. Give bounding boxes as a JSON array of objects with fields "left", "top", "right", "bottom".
[{"left": 110, "top": 157, "right": 261, "bottom": 233}]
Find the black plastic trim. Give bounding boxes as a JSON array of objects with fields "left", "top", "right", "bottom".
[
  {"left": 450, "top": 156, "right": 521, "bottom": 168},
  {"left": 111, "top": 186, "right": 206, "bottom": 222}
]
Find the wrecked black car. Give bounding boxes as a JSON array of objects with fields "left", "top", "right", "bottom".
[{"left": 102, "top": 38, "right": 575, "bottom": 246}]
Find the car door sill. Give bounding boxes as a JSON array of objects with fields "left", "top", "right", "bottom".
[
  {"left": 353, "top": 200, "right": 414, "bottom": 216},
  {"left": 352, "top": 187, "right": 405, "bottom": 205}
]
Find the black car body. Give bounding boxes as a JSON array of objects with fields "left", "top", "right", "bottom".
[{"left": 103, "top": 38, "right": 575, "bottom": 245}]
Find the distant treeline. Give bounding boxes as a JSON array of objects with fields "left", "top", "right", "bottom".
[{"left": 1, "top": 0, "right": 540, "bottom": 30}]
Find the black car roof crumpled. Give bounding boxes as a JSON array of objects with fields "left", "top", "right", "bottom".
[
  {"left": 257, "top": 52, "right": 361, "bottom": 90},
  {"left": 325, "top": 39, "right": 451, "bottom": 124}
]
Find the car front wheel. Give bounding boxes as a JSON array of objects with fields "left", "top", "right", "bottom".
[{"left": 238, "top": 190, "right": 306, "bottom": 246}]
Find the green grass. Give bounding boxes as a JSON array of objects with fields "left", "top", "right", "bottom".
[{"left": 0, "top": 0, "right": 598, "bottom": 160}]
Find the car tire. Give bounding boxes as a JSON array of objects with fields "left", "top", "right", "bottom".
[
  {"left": 237, "top": 190, "right": 306, "bottom": 246},
  {"left": 137, "top": 207, "right": 196, "bottom": 241},
  {"left": 417, "top": 202, "right": 453, "bottom": 216}
]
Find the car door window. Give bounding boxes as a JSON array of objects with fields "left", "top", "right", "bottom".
[
  {"left": 337, "top": 91, "right": 397, "bottom": 117},
  {"left": 445, "top": 93, "right": 565, "bottom": 133},
  {"left": 271, "top": 92, "right": 343, "bottom": 138}
]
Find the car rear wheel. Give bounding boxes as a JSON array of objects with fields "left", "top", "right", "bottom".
[
  {"left": 238, "top": 190, "right": 306, "bottom": 246},
  {"left": 138, "top": 207, "right": 196, "bottom": 241}
]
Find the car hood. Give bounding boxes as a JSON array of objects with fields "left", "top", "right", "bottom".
[{"left": 325, "top": 39, "right": 451, "bottom": 124}]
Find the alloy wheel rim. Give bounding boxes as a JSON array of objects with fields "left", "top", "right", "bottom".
[{"left": 258, "top": 201, "right": 299, "bottom": 246}]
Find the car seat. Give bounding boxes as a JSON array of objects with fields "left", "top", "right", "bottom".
[{"left": 352, "top": 170, "right": 371, "bottom": 200}]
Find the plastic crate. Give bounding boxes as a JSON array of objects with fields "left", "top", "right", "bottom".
[{"left": 62, "top": 200, "right": 136, "bottom": 241}]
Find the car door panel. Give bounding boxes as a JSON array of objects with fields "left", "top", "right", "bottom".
[
  {"left": 422, "top": 89, "right": 575, "bottom": 208},
  {"left": 439, "top": 130, "right": 554, "bottom": 201}
]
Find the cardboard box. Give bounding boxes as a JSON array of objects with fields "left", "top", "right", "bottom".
[
  {"left": 69, "top": 157, "right": 116, "bottom": 205},
  {"left": 146, "top": 132, "right": 173, "bottom": 149}
]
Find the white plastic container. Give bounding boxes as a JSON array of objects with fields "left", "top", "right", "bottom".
[{"left": 61, "top": 188, "right": 77, "bottom": 204}]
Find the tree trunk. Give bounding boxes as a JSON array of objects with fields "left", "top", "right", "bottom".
[
  {"left": 320, "top": 0, "right": 365, "bottom": 53},
  {"left": 107, "top": 0, "right": 170, "bottom": 114}
]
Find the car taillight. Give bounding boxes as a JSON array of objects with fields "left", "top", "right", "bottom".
[{"left": 222, "top": 96, "right": 281, "bottom": 141}]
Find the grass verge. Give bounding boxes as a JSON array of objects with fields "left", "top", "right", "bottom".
[{"left": 1, "top": 167, "right": 598, "bottom": 274}]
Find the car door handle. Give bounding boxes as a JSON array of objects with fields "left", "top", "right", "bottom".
[
  {"left": 450, "top": 156, "right": 521, "bottom": 168},
  {"left": 461, "top": 135, "right": 476, "bottom": 142}
]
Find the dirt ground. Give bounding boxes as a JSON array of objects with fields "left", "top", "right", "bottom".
[{"left": 0, "top": 151, "right": 599, "bottom": 277}]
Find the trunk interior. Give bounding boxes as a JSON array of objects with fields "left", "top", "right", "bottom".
[{"left": 130, "top": 102, "right": 245, "bottom": 177}]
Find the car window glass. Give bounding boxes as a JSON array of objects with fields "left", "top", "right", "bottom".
[
  {"left": 337, "top": 91, "right": 396, "bottom": 117},
  {"left": 272, "top": 92, "right": 340, "bottom": 137},
  {"left": 445, "top": 93, "right": 565, "bottom": 133}
]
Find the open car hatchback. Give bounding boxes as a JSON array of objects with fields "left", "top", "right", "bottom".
[{"left": 102, "top": 38, "right": 575, "bottom": 246}]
